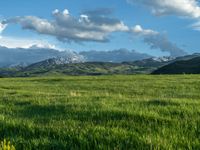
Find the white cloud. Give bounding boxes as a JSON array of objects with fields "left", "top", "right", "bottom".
[
  {"left": 2, "top": 9, "right": 129, "bottom": 43},
  {"left": 130, "top": 25, "right": 187, "bottom": 57},
  {"left": 52, "top": 9, "right": 59, "bottom": 15},
  {"left": 0, "top": 36, "right": 58, "bottom": 49},
  {"left": 128, "top": 0, "right": 200, "bottom": 18},
  {"left": 63, "top": 9, "right": 70, "bottom": 16},
  {"left": 131, "top": 25, "right": 158, "bottom": 35},
  {"left": 128, "top": 0, "right": 200, "bottom": 31}
]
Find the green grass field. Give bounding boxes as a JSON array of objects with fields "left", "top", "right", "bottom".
[{"left": 0, "top": 75, "right": 200, "bottom": 149}]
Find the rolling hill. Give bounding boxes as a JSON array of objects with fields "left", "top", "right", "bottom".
[
  {"left": 3, "top": 46, "right": 200, "bottom": 77},
  {"left": 0, "top": 57, "right": 171, "bottom": 77},
  {"left": 0, "top": 62, "right": 147, "bottom": 77},
  {"left": 0, "top": 55, "right": 177, "bottom": 77},
  {"left": 152, "top": 56, "right": 200, "bottom": 74}
]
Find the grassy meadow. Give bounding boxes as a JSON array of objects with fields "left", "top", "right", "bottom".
[{"left": 0, "top": 75, "right": 200, "bottom": 149}]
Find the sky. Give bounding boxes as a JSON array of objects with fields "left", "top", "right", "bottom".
[{"left": 0, "top": 0, "right": 200, "bottom": 57}]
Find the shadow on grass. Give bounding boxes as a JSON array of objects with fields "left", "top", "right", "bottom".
[
  {"left": 18, "top": 104, "right": 172, "bottom": 127},
  {"left": 0, "top": 118, "right": 152, "bottom": 150},
  {"left": 0, "top": 103, "right": 191, "bottom": 149},
  {"left": 145, "top": 99, "right": 180, "bottom": 106}
]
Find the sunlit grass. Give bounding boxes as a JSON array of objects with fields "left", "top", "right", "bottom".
[
  {"left": 0, "top": 139, "right": 15, "bottom": 150},
  {"left": 0, "top": 75, "right": 200, "bottom": 149}
]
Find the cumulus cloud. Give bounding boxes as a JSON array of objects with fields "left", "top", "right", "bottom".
[
  {"left": 127, "top": 0, "right": 200, "bottom": 18},
  {"left": 1, "top": 9, "right": 129, "bottom": 43},
  {"left": 131, "top": 25, "right": 158, "bottom": 36},
  {"left": 131, "top": 25, "right": 187, "bottom": 57}
]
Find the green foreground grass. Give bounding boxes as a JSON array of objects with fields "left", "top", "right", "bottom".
[{"left": 0, "top": 75, "right": 200, "bottom": 149}]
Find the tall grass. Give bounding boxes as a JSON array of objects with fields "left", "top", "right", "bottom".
[{"left": 0, "top": 75, "right": 200, "bottom": 149}]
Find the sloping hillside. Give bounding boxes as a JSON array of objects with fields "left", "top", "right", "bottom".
[
  {"left": 0, "top": 62, "right": 156, "bottom": 77},
  {"left": 0, "top": 55, "right": 176, "bottom": 77},
  {"left": 152, "top": 57, "right": 200, "bottom": 74}
]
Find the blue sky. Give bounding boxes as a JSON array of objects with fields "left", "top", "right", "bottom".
[{"left": 0, "top": 0, "right": 200, "bottom": 56}]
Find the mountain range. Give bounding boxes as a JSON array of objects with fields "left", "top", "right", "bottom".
[
  {"left": 80, "top": 49, "right": 152, "bottom": 62},
  {"left": 1, "top": 45, "right": 200, "bottom": 76},
  {"left": 0, "top": 46, "right": 154, "bottom": 68},
  {"left": 0, "top": 56, "right": 174, "bottom": 77},
  {"left": 0, "top": 45, "right": 84, "bottom": 67}
]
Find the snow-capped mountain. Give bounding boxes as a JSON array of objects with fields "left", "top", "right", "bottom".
[
  {"left": 152, "top": 56, "right": 175, "bottom": 62},
  {"left": 41, "top": 52, "right": 85, "bottom": 65},
  {"left": 0, "top": 45, "right": 84, "bottom": 67}
]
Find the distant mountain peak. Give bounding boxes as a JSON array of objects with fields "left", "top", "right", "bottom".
[
  {"left": 152, "top": 56, "right": 175, "bottom": 62},
  {"left": 50, "top": 53, "right": 85, "bottom": 65}
]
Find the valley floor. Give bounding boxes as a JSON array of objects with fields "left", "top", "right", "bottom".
[{"left": 0, "top": 75, "right": 200, "bottom": 149}]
